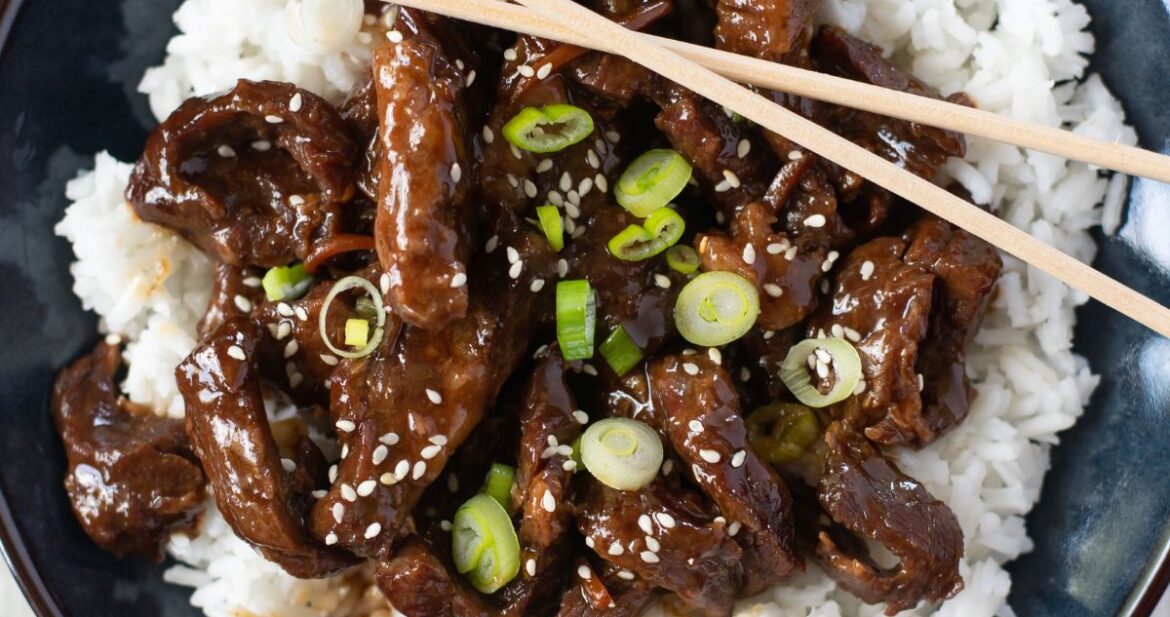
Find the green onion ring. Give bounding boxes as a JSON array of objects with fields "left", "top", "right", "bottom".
[
  {"left": 599, "top": 326, "right": 643, "bottom": 376},
  {"left": 665, "top": 245, "right": 700, "bottom": 275},
  {"left": 502, "top": 104, "right": 594, "bottom": 154},
  {"left": 673, "top": 272, "right": 759, "bottom": 347},
  {"left": 779, "top": 337, "right": 862, "bottom": 408},
  {"left": 580, "top": 418, "right": 663, "bottom": 491},
  {"left": 556, "top": 280, "right": 596, "bottom": 361},
  {"left": 615, "top": 149, "right": 693, "bottom": 217},
  {"left": 745, "top": 403, "right": 821, "bottom": 463},
  {"left": 318, "top": 276, "right": 386, "bottom": 359},
  {"left": 452, "top": 494, "right": 521, "bottom": 594},
  {"left": 536, "top": 205, "right": 565, "bottom": 252},
  {"left": 480, "top": 463, "right": 517, "bottom": 511},
  {"left": 606, "top": 208, "right": 685, "bottom": 262},
  {"left": 262, "top": 262, "right": 314, "bottom": 302}
]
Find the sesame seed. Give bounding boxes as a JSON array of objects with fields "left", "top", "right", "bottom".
[
  {"left": 562, "top": 460, "right": 577, "bottom": 471},
  {"left": 816, "top": 360, "right": 829, "bottom": 379},
  {"left": 364, "top": 522, "right": 382, "bottom": 539},
  {"left": 227, "top": 345, "right": 246, "bottom": 361},
  {"left": 645, "top": 537, "right": 661, "bottom": 552},
  {"left": 714, "top": 180, "right": 731, "bottom": 193},
  {"left": 572, "top": 410, "right": 589, "bottom": 424},
  {"left": 683, "top": 363, "right": 700, "bottom": 376},
  {"left": 506, "top": 174, "right": 519, "bottom": 188},
  {"left": 654, "top": 512, "right": 676, "bottom": 528},
  {"left": 688, "top": 420, "right": 704, "bottom": 433},
  {"left": 357, "top": 480, "right": 376, "bottom": 497},
  {"left": 617, "top": 570, "right": 635, "bottom": 580},
  {"left": 329, "top": 465, "right": 338, "bottom": 483},
  {"left": 699, "top": 449, "right": 721, "bottom": 464},
  {"left": 821, "top": 259, "right": 834, "bottom": 273},
  {"left": 289, "top": 372, "right": 303, "bottom": 388},
  {"left": 482, "top": 126, "right": 495, "bottom": 143},
  {"left": 662, "top": 459, "right": 674, "bottom": 475},
  {"left": 723, "top": 169, "right": 741, "bottom": 188},
  {"left": 654, "top": 274, "right": 672, "bottom": 289},
  {"left": 714, "top": 515, "right": 727, "bottom": 525},
  {"left": 640, "top": 551, "right": 660, "bottom": 564},
  {"left": 557, "top": 171, "right": 571, "bottom": 192},
  {"left": 320, "top": 353, "right": 339, "bottom": 366},
  {"left": 242, "top": 276, "right": 262, "bottom": 288},
  {"left": 785, "top": 246, "right": 799, "bottom": 260},
  {"left": 281, "top": 458, "right": 296, "bottom": 473},
  {"left": 577, "top": 565, "right": 592, "bottom": 580},
  {"left": 446, "top": 272, "right": 468, "bottom": 289},
  {"left": 217, "top": 145, "right": 236, "bottom": 158},
  {"left": 265, "top": 114, "right": 283, "bottom": 124},
  {"left": 536, "top": 159, "right": 554, "bottom": 173},
  {"left": 587, "top": 150, "right": 600, "bottom": 168},
  {"left": 728, "top": 521, "right": 742, "bottom": 536},
  {"left": 860, "top": 260, "right": 876, "bottom": 281},
  {"left": 233, "top": 294, "right": 252, "bottom": 312},
  {"left": 395, "top": 459, "right": 410, "bottom": 479},
  {"left": 766, "top": 242, "right": 785, "bottom": 254},
  {"left": 606, "top": 130, "right": 621, "bottom": 143},
  {"left": 447, "top": 473, "right": 459, "bottom": 493},
  {"left": 608, "top": 542, "right": 625, "bottom": 556},
  {"left": 412, "top": 461, "right": 427, "bottom": 480},
  {"left": 387, "top": 29, "right": 404, "bottom": 43},
  {"left": 523, "top": 179, "right": 538, "bottom": 198},
  {"left": 336, "top": 419, "right": 356, "bottom": 432},
  {"left": 295, "top": 306, "right": 309, "bottom": 321},
  {"left": 421, "top": 444, "right": 442, "bottom": 460},
  {"left": 740, "top": 367, "right": 751, "bottom": 382},
  {"left": 731, "top": 450, "right": 747, "bottom": 468},
  {"left": 764, "top": 283, "right": 784, "bottom": 297},
  {"left": 380, "top": 472, "right": 396, "bottom": 485},
  {"left": 325, "top": 533, "right": 338, "bottom": 545},
  {"left": 595, "top": 174, "right": 608, "bottom": 192},
  {"left": 429, "top": 435, "right": 448, "bottom": 446},
  {"left": 525, "top": 558, "right": 536, "bottom": 577},
  {"left": 380, "top": 432, "right": 400, "bottom": 445},
  {"left": 485, "top": 235, "right": 499, "bottom": 253},
  {"left": 340, "top": 484, "right": 357, "bottom": 502},
  {"left": 708, "top": 348, "right": 722, "bottom": 365},
  {"left": 289, "top": 93, "right": 303, "bottom": 112},
  {"left": 284, "top": 339, "right": 299, "bottom": 358},
  {"left": 815, "top": 348, "right": 832, "bottom": 364},
  {"left": 440, "top": 520, "right": 453, "bottom": 531},
  {"left": 789, "top": 150, "right": 804, "bottom": 160},
  {"left": 548, "top": 435, "right": 559, "bottom": 447},
  {"left": 743, "top": 244, "right": 757, "bottom": 265},
  {"left": 853, "top": 380, "right": 868, "bottom": 395},
  {"left": 530, "top": 278, "right": 545, "bottom": 293},
  {"left": 564, "top": 202, "right": 581, "bottom": 219},
  {"left": 537, "top": 63, "right": 552, "bottom": 79},
  {"left": 918, "top": 373, "right": 925, "bottom": 391},
  {"left": 504, "top": 48, "right": 517, "bottom": 61},
  {"left": 332, "top": 503, "right": 345, "bottom": 523},
  {"left": 379, "top": 272, "right": 391, "bottom": 294},
  {"left": 582, "top": 364, "right": 598, "bottom": 376},
  {"left": 737, "top": 139, "right": 751, "bottom": 158},
  {"left": 517, "top": 64, "right": 535, "bottom": 77},
  {"left": 372, "top": 445, "right": 389, "bottom": 465},
  {"left": 804, "top": 214, "right": 827, "bottom": 228},
  {"left": 541, "top": 490, "right": 556, "bottom": 512},
  {"left": 426, "top": 389, "right": 443, "bottom": 404},
  {"left": 250, "top": 139, "right": 271, "bottom": 151},
  {"left": 512, "top": 144, "right": 523, "bottom": 159},
  {"left": 844, "top": 327, "right": 862, "bottom": 342},
  {"left": 465, "top": 70, "right": 477, "bottom": 87},
  {"left": 312, "top": 489, "right": 326, "bottom": 499},
  {"left": 509, "top": 261, "right": 523, "bottom": 279},
  {"left": 450, "top": 163, "right": 462, "bottom": 183}
]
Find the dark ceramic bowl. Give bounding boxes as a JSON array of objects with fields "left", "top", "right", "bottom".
[{"left": 2, "top": 0, "right": 1170, "bottom": 615}]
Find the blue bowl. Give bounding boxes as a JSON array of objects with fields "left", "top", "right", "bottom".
[{"left": 1, "top": 0, "right": 1168, "bottom": 615}]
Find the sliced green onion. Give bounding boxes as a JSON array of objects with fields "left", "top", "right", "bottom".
[
  {"left": 536, "top": 205, "right": 564, "bottom": 252},
  {"left": 556, "top": 280, "right": 596, "bottom": 361},
  {"left": 262, "top": 263, "right": 313, "bottom": 302},
  {"left": 580, "top": 418, "right": 663, "bottom": 491},
  {"left": 606, "top": 208, "right": 685, "bottom": 262},
  {"left": 674, "top": 272, "right": 759, "bottom": 346},
  {"left": 502, "top": 104, "right": 594, "bottom": 154},
  {"left": 318, "top": 276, "right": 386, "bottom": 359},
  {"left": 779, "top": 337, "right": 863, "bottom": 408},
  {"left": 354, "top": 297, "right": 379, "bottom": 320},
  {"left": 665, "top": 245, "right": 700, "bottom": 275},
  {"left": 615, "top": 149, "right": 693, "bottom": 217},
  {"left": 344, "top": 318, "right": 369, "bottom": 348},
  {"left": 480, "top": 463, "right": 516, "bottom": 511},
  {"left": 599, "top": 326, "right": 643, "bottom": 376},
  {"left": 452, "top": 494, "right": 520, "bottom": 594},
  {"left": 746, "top": 403, "right": 821, "bottom": 463}
]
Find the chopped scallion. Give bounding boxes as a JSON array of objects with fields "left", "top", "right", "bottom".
[
  {"left": 556, "top": 280, "right": 596, "bottom": 361},
  {"left": 779, "top": 337, "right": 862, "bottom": 408},
  {"left": 665, "top": 245, "right": 700, "bottom": 275},
  {"left": 606, "top": 208, "right": 685, "bottom": 262},
  {"left": 481, "top": 463, "right": 516, "bottom": 511},
  {"left": 614, "top": 149, "right": 692, "bottom": 217},
  {"left": 599, "top": 326, "right": 643, "bottom": 376},
  {"left": 318, "top": 276, "right": 386, "bottom": 359},
  {"left": 745, "top": 403, "right": 821, "bottom": 463},
  {"left": 674, "top": 272, "right": 759, "bottom": 346},
  {"left": 580, "top": 418, "right": 663, "bottom": 491},
  {"left": 344, "top": 318, "right": 369, "bottom": 348},
  {"left": 502, "top": 104, "right": 594, "bottom": 153},
  {"left": 452, "top": 494, "right": 520, "bottom": 594},
  {"left": 536, "top": 205, "right": 564, "bottom": 252},
  {"left": 262, "top": 263, "right": 313, "bottom": 302}
]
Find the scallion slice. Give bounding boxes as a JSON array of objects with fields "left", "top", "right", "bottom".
[
  {"left": 481, "top": 463, "right": 516, "bottom": 511},
  {"left": 779, "top": 337, "right": 862, "bottom": 408},
  {"left": 599, "top": 326, "right": 643, "bottom": 376},
  {"left": 556, "top": 280, "right": 596, "bottom": 361},
  {"left": 580, "top": 418, "right": 663, "bottom": 491},
  {"left": 674, "top": 272, "right": 759, "bottom": 346},
  {"left": 745, "top": 403, "right": 821, "bottom": 463},
  {"left": 606, "top": 208, "right": 685, "bottom": 262},
  {"left": 536, "top": 205, "right": 564, "bottom": 252},
  {"left": 665, "top": 245, "right": 700, "bottom": 275},
  {"left": 344, "top": 318, "right": 369, "bottom": 348},
  {"left": 262, "top": 263, "right": 313, "bottom": 302},
  {"left": 452, "top": 494, "right": 520, "bottom": 594},
  {"left": 615, "top": 149, "right": 693, "bottom": 217},
  {"left": 502, "top": 104, "right": 594, "bottom": 154},
  {"left": 318, "top": 276, "right": 386, "bottom": 359}
]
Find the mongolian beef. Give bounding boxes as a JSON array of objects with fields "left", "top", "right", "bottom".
[{"left": 51, "top": 1, "right": 1004, "bottom": 615}]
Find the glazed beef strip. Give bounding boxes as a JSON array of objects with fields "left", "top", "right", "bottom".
[
  {"left": 373, "top": 9, "right": 474, "bottom": 329},
  {"left": 816, "top": 423, "right": 964, "bottom": 614},
  {"left": 712, "top": 0, "right": 820, "bottom": 63},
  {"left": 555, "top": 562, "right": 656, "bottom": 617},
  {"left": 51, "top": 342, "right": 206, "bottom": 559},
  {"left": 176, "top": 316, "right": 359, "bottom": 577},
  {"left": 127, "top": 80, "right": 358, "bottom": 268},
  {"left": 198, "top": 263, "right": 265, "bottom": 336}
]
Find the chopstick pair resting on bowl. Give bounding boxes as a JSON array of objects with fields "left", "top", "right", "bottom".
[{"left": 388, "top": 0, "right": 1170, "bottom": 341}]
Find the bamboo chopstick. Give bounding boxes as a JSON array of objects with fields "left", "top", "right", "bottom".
[
  {"left": 390, "top": 0, "right": 1170, "bottom": 184},
  {"left": 499, "top": 0, "right": 1170, "bottom": 339}
]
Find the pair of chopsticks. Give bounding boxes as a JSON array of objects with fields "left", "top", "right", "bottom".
[{"left": 389, "top": 0, "right": 1170, "bottom": 339}]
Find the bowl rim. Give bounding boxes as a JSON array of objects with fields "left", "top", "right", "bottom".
[{"left": 0, "top": 0, "right": 1165, "bottom": 615}]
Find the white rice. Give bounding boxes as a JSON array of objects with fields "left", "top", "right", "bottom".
[{"left": 53, "top": 0, "right": 1137, "bottom": 615}]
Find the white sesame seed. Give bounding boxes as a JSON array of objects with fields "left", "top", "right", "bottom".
[
  {"left": 853, "top": 380, "right": 868, "bottom": 395},
  {"left": 572, "top": 410, "right": 589, "bottom": 424},
  {"left": 440, "top": 520, "right": 453, "bottom": 531},
  {"left": 714, "top": 180, "right": 731, "bottom": 193},
  {"left": 548, "top": 435, "right": 559, "bottom": 447},
  {"left": 586, "top": 150, "right": 601, "bottom": 169},
  {"left": 608, "top": 542, "right": 625, "bottom": 556},
  {"left": 387, "top": 29, "right": 404, "bottom": 43},
  {"left": 509, "top": 261, "right": 523, "bottom": 279},
  {"left": 804, "top": 214, "right": 827, "bottom": 228},
  {"left": 536, "top": 159, "right": 554, "bottom": 173},
  {"left": 517, "top": 64, "right": 535, "bottom": 77},
  {"left": 705, "top": 349, "right": 721, "bottom": 366},
  {"left": 564, "top": 202, "right": 581, "bottom": 219},
  {"left": 654, "top": 274, "right": 672, "bottom": 289},
  {"left": 295, "top": 306, "right": 309, "bottom": 321},
  {"left": 426, "top": 389, "right": 443, "bottom": 404},
  {"left": 336, "top": 419, "right": 356, "bottom": 432},
  {"left": 378, "top": 272, "right": 391, "bottom": 294},
  {"left": 319, "top": 353, "right": 339, "bottom": 366},
  {"left": 815, "top": 349, "right": 832, "bottom": 364},
  {"left": 217, "top": 144, "right": 236, "bottom": 158},
  {"left": 654, "top": 512, "right": 676, "bottom": 528},
  {"left": 557, "top": 171, "right": 571, "bottom": 193},
  {"left": 482, "top": 126, "right": 495, "bottom": 143},
  {"left": 731, "top": 450, "right": 747, "bottom": 468},
  {"left": 582, "top": 364, "right": 598, "bottom": 376},
  {"left": 638, "top": 514, "right": 653, "bottom": 535},
  {"left": 728, "top": 521, "right": 742, "bottom": 537},
  {"left": 537, "top": 63, "right": 552, "bottom": 79},
  {"left": 329, "top": 465, "right": 338, "bottom": 483},
  {"left": 766, "top": 242, "right": 784, "bottom": 255},
  {"left": 523, "top": 179, "right": 538, "bottom": 198},
  {"left": 662, "top": 459, "right": 674, "bottom": 475},
  {"left": 683, "top": 362, "right": 700, "bottom": 376},
  {"left": 325, "top": 532, "right": 338, "bottom": 545},
  {"left": 606, "top": 130, "right": 621, "bottom": 143},
  {"left": 380, "top": 472, "right": 396, "bottom": 485},
  {"left": 530, "top": 278, "right": 545, "bottom": 293},
  {"left": 577, "top": 178, "right": 593, "bottom": 198},
  {"left": 557, "top": 259, "right": 570, "bottom": 277},
  {"left": 821, "top": 259, "right": 834, "bottom": 273},
  {"left": 450, "top": 163, "right": 462, "bottom": 183},
  {"left": 242, "top": 277, "right": 262, "bottom": 288},
  {"left": 764, "top": 283, "right": 784, "bottom": 298},
  {"left": 640, "top": 551, "right": 660, "bottom": 564},
  {"left": 541, "top": 490, "right": 556, "bottom": 512},
  {"left": 525, "top": 558, "right": 536, "bottom": 577},
  {"left": 429, "top": 435, "right": 448, "bottom": 446},
  {"left": 364, "top": 522, "right": 382, "bottom": 539},
  {"left": 358, "top": 480, "right": 377, "bottom": 497},
  {"left": 227, "top": 345, "right": 246, "bottom": 361},
  {"left": 562, "top": 460, "right": 578, "bottom": 471},
  {"left": 844, "top": 327, "right": 862, "bottom": 342},
  {"left": 289, "top": 93, "right": 303, "bottom": 112},
  {"left": 785, "top": 246, "right": 799, "bottom": 260},
  {"left": 412, "top": 461, "right": 427, "bottom": 480},
  {"left": 465, "top": 70, "right": 477, "bottom": 87},
  {"left": 740, "top": 367, "right": 751, "bottom": 382},
  {"left": 645, "top": 536, "right": 661, "bottom": 552},
  {"left": 577, "top": 565, "right": 592, "bottom": 579},
  {"left": 816, "top": 360, "right": 829, "bottom": 379},
  {"left": 394, "top": 459, "right": 410, "bottom": 480},
  {"left": 743, "top": 244, "right": 757, "bottom": 265},
  {"left": 311, "top": 489, "right": 326, "bottom": 499},
  {"left": 512, "top": 144, "right": 523, "bottom": 159},
  {"left": 699, "top": 449, "right": 721, "bottom": 464},
  {"left": 265, "top": 115, "right": 283, "bottom": 124},
  {"left": 688, "top": 420, "right": 704, "bottom": 433},
  {"left": 860, "top": 260, "right": 876, "bottom": 281},
  {"left": 617, "top": 570, "right": 635, "bottom": 580},
  {"left": 918, "top": 373, "right": 925, "bottom": 391},
  {"left": 506, "top": 173, "right": 519, "bottom": 188},
  {"left": 723, "top": 169, "right": 741, "bottom": 188},
  {"left": 789, "top": 150, "right": 804, "bottom": 160},
  {"left": 281, "top": 458, "right": 296, "bottom": 473},
  {"left": 372, "top": 445, "right": 389, "bottom": 465},
  {"left": 380, "top": 432, "right": 400, "bottom": 445},
  {"left": 252, "top": 140, "right": 272, "bottom": 152},
  {"left": 485, "top": 235, "right": 500, "bottom": 253},
  {"left": 284, "top": 339, "right": 299, "bottom": 358},
  {"left": 421, "top": 445, "right": 442, "bottom": 460},
  {"left": 504, "top": 48, "right": 517, "bottom": 61},
  {"left": 595, "top": 174, "right": 608, "bottom": 192},
  {"left": 340, "top": 484, "right": 357, "bottom": 502},
  {"left": 737, "top": 139, "right": 751, "bottom": 158},
  {"left": 447, "top": 473, "right": 459, "bottom": 493},
  {"left": 289, "top": 372, "right": 303, "bottom": 389}
]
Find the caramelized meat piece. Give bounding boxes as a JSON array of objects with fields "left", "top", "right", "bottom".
[
  {"left": 697, "top": 201, "right": 826, "bottom": 331},
  {"left": 177, "top": 317, "right": 359, "bottom": 577},
  {"left": 807, "top": 236, "right": 934, "bottom": 445},
  {"left": 376, "top": 539, "right": 497, "bottom": 617},
  {"left": 900, "top": 217, "right": 1002, "bottom": 446},
  {"left": 339, "top": 73, "right": 381, "bottom": 201},
  {"left": 646, "top": 354, "right": 802, "bottom": 592},
  {"left": 572, "top": 54, "right": 654, "bottom": 109},
  {"left": 51, "top": 342, "right": 205, "bottom": 559},
  {"left": 816, "top": 424, "right": 963, "bottom": 614},
  {"left": 373, "top": 11, "right": 473, "bottom": 329},
  {"left": 813, "top": 27, "right": 966, "bottom": 180},
  {"left": 577, "top": 478, "right": 742, "bottom": 616},
  {"left": 198, "top": 263, "right": 264, "bottom": 335},
  {"left": 127, "top": 80, "right": 357, "bottom": 267},
  {"left": 310, "top": 218, "right": 553, "bottom": 559},
  {"left": 556, "top": 562, "right": 656, "bottom": 617},
  {"left": 713, "top": 0, "right": 820, "bottom": 62}
]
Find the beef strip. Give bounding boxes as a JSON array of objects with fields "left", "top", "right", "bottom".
[
  {"left": 51, "top": 342, "right": 206, "bottom": 559},
  {"left": 576, "top": 477, "right": 742, "bottom": 616},
  {"left": 373, "top": 10, "right": 474, "bottom": 329},
  {"left": 816, "top": 423, "right": 963, "bottom": 614},
  {"left": 712, "top": 0, "right": 820, "bottom": 63},
  {"left": 198, "top": 263, "right": 265, "bottom": 335},
  {"left": 697, "top": 201, "right": 827, "bottom": 331},
  {"left": 310, "top": 213, "right": 554, "bottom": 560},
  {"left": 556, "top": 561, "right": 656, "bottom": 617},
  {"left": 806, "top": 236, "right": 934, "bottom": 445},
  {"left": 127, "top": 80, "right": 357, "bottom": 267},
  {"left": 898, "top": 216, "right": 1002, "bottom": 447},
  {"left": 177, "top": 317, "right": 359, "bottom": 577},
  {"left": 646, "top": 354, "right": 802, "bottom": 593},
  {"left": 376, "top": 538, "right": 497, "bottom": 617}
]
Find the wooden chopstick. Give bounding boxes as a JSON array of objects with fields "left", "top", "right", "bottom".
[
  {"left": 493, "top": 0, "right": 1170, "bottom": 340},
  {"left": 390, "top": 0, "right": 1170, "bottom": 184}
]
